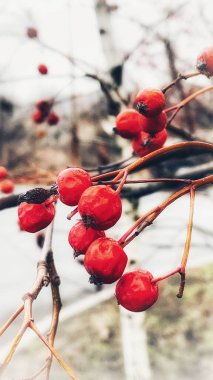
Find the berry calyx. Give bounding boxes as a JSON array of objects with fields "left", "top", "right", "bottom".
[
  {"left": 135, "top": 88, "right": 166, "bottom": 117},
  {"left": 1, "top": 179, "right": 14, "bottom": 194},
  {"left": 32, "top": 110, "right": 46, "bottom": 124},
  {"left": 132, "top": 129, "right": 168, "bottom": 157},
  {"left": 114, "top": 109, "right": 143, "bottom": 139},
  {"left": 38, "top": 64, "right": 48, "bottom": 75},
  {"left": 68, "top": 221, "right": 105, "bottom": 257},
  {"left": 196, "top": 47, "right": 213, "bottom": 77},
  {"left": 18, "top": 202, "right": 55, "bottom": 233},
  {"left": 78, "top": 185, "right": 122, "bottom": 230},
  {"left": 57, "top": 168, "right": 92, "bottom": 206},
  {"left": 141, "top": 111, "right": 167, "bottom": 134},
  {"left": 0, "top": 166, "right": 8, "bottom": 179},
  {"left": 115, "top": 269, "right": 159, "bottom": 312},
  {"left": 47, "top": 111, "right": 59, "bottom": 126},
  {"left": 27, "top": 27, "right": 38, "bottom": 39},
  {"left": 84, "top": 237, "right": 127, "bottom": 284}
]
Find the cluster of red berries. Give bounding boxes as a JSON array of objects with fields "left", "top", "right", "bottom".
[
  {"left": 32, "top": 99, "right": 59, "bottom": 125},
  {"left": 0, "top": 166, "right": 15, "bottom": 194},
  {"left": 17, "top": 167, "right": 159, "bottom": 312},
  {"left": 114, "top": 89, "right": 168, "bottom": 157}
]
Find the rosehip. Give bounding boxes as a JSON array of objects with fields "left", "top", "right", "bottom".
[
  {"left": 38, "top": 64, "right": 48, "bottom": 75},
  {"left": 141, "top": 111, "right": 167, "bottom": 134},
  {"left": 47, "top": 112, "right": 59, "bottom": 126},
  {"left": 18, "top": 202, "right": 55, "bottom": 233},
  {"left": 115, "top": 269, "right": 159, "bottom": 312},
  {"left": 32, "top": 110, "right": 46, "bottom": 124},
  {"left": 84, "top": 237, "right": 127, "bottom": 284},
  {"left": 27, "top": 27, "right": 38, "bottom": 39},
  {"left": 132, "top": 129, "right": 167, "bottom": 157},
  {"left": 115, "top": 109, "right": 143, "bottom": 139},
  {"left": 57, "top": 168, "right": 92, "bottom": 206},
  {"left": 0, "top": 166, "right": 8, "bottom": 179},
  {"left": 1, "top": 179, "right": 14, "bottom": 194},
  {"left": 36, "top": 99, "right": 51, "bottom": 117},
  {"left": 135, "top": 88, "right": 165, "bottom": 117},
  {"left": 68, "top": 221, "right": 105, "bottom": 257},
  {"left": 196, "top": 47, "right": 213, "bottom": 77},
  {"left": 78, "top": 185, "right": 122, "bottom": 230}
]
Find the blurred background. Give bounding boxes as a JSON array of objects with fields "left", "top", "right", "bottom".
[{"left": 0, "top": 0, "right": 213, "bottom": 379}]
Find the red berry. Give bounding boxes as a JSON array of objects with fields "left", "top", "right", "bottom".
[
  {"left": 196, "top": 47, "right": 213, "bottom": 77},
  {"left": 1, "top": 179, "right": 14, "bottom": 194},
  {"left": 38, "top": 64, "right": 48, "bottom": 75},
  {"left": 27, "top": 27, "right": 38, "bottom": 39},
  {"left": 135, "top": 88, "right": 165, "bottom": 117},
  {"left": 78, "top": 185, "right": 122, "bottom": 230},
  {"left": 32, "top": 110, "right": 46, "bottom": 124},
  {"left": 141, "top": 111, "right": 167, "bottom": 134},
  {"left": 0, "top": 166, "right": 8, "bottom": 179},
  {"left": 115, "top": 109, "right": 143, "bottom": 139},
  {"left": 132, "top": 129, "right": 167, "bottom": 157},
  {"left": 115, "top": 269, "right": 159, "bottom": 312},
  {"left": 36, "top": 99, "right": 51, "bottom": 117},
  {"left": 18, "top": 202, "right": 55, "bottom": 233},
  {"left": 84, "top": 237, "right": 127, "bottom": 284},
  {"left": 57, "top": 168, "right": 92, "bottom": 206},
  {"left": 68, "top": 221, "right": 105, "bottom": 257},
  {"left": 47, "top": 112, "right": 59, "bottom": 126}
]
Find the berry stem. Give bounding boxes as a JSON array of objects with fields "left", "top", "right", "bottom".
[
  {"left": 162, "top": 71, "right": 201, "bottom": 93},
  {"left": 67, "top": 207, "right": 78, "bottom": 220},
  {"left": 165, "top": 85, "right": 213, "bottom": 113},
  {"left": 94, "top": 178, "right": 192, "bottom": 186},
  {"left": 180, "top": 187, "right": 196, "bottom": 271},
  {"left": 115, "top": 170, "right": 128, "bottom": 193},
  {"left": 0, "top": 304, "right": 24, "bottom": 337},
  {"left": 151, "top": 267, "right": 181, "bottom": 283}
]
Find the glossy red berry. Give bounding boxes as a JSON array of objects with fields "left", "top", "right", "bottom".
[
  {"left": 132, "top": 129, "right": 168, "bottom": 157},
  {"left": 115, "top": 269, "right": 159, "bottom": 312},
  {"left": 196, "top": 47, "right": 213, "bottom": 77},
  {"left": 135, "top": 88, "right": 165, "bottom": 117},
  {"left": 84, "top": 237, "right": 127, "bottom": 284},
  {"left": 115, "top": 109, "right": 143, "bottom": 139},
  {"left": 18, "top": 202, "right": 55, "bottom": 233},
  {"left": 1, "top": 179, "right": 14, "bottom": 194},
  {"left": 141, "top": 111, "right": 167, "bottom": 134},
  {"left": 38, "top": 64, "right": 48, "bottom": 75},
  {"left": 47, "top": 112, "right": 59, "bottom": 126},
  {"left": 27, "top": 27, "right": 38, "bottom": 39},
  {"left": 57, "top": 168, "right": 92, "bottom": 206},
  {"left": 68, "top": 221, "right": 105, "bottom": 257},
  {"left": 0, "top": 166, "right": 8, "bottom": 179},
  {"left": 78, "top": 185, "right": 122, "bottom": 230},
  {"left": 32, "top": 110, "right": 46, "bottom": 124}
]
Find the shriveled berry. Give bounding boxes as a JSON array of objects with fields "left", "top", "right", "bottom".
[
  {"left": 115, "top": 269, "right": 159, "bottom": 312},
  {"left": 135, "top": 88, "right": 166, "bottom": 117},
  {"left": 196, "top": 47, "right": 213, "bottom": 77},
  {"left": 84, "top": 237, "right": 127, "bottom": 284},
  {"left": 78, "top": 185, "right": 122, "bottom": 230},
  {"left": 0, "top": 166, "right": 8, "bottom": 179},
  {"left": 141, "top": 111, "right": 167, "bottom": 134},
  {"left": 115, "top": 109, "right": 143, "bottom": 139},
  {"left": 1, "top": 179, "right": 14, "bottom": 194},
  {"left": 47, "top": 112, "right": 59, "bottom": 126},
  {"left": 32, "top": 110, "right": 46, "bottom": 124},
  {"left": 68, "top": 221, "right": 105, "bottom": 257},
  {"left": 38, "top": 64, "right": 48, "bottom": 75},
  {"left": 18, "top": 202, "right": 55, "bottom": 233},
  {"left": 132, "top": 129, "right": 167, "bottom": 157},
  {"left": 27, "top": 27, "right": 38, "bottom": 39},
  {"left": 57, "top": 168, "right": 92, "bottom": 206}
]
